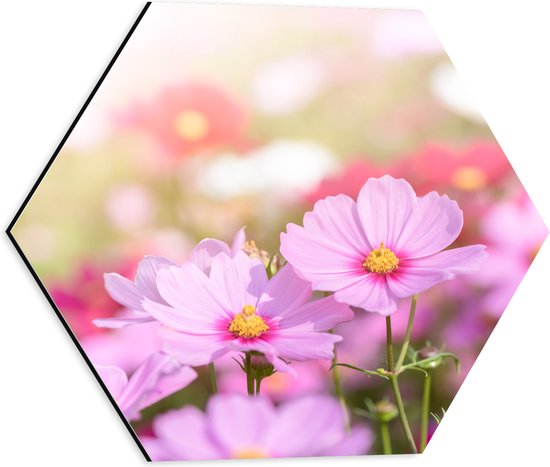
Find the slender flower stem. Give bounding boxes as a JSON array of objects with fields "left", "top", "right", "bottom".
[
  {"left": 255, "top": 377, "right": 262, "bottom": 396},
  {"left": 389, "top": 374, "right": 418, "bottom": 453},
  {"left": 395, "top": 294, "right": 418, "bottom": 371},
  {"left": 244, "top": 353, "right": 254, "bottom": 396},
  {"left": 385, "top": 316, "right": 417, "bottom": 454},
  {"left": 331, "top": 341, "right": 350, "bottom": 431},
  {"left": 420, "top": 371, "right": 432, "bottom": 453},
  {"left": 386, "top": 316, "right": 394, "bottom": 372},
  {"left": 208, "top": 362, "right": 218, "bottom": 395},
  {"left": 380, "top": 421, "right": 392, "bottom": 454}
]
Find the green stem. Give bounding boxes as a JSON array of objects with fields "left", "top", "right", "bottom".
[
  {"left": 380, "top": 420, "right": 392, "bottom": 454},
  {"left": 395, "top": 294, "right": 418, "bottom": 371},
  {"left": 389, "top": 374, "right": 418, "bottom": 453},
  {"left": 420, "top": 371, "right": 432, "bottom": 452},
  {"left": 255, "top": 377, "right": 262, "bottom": 396},
  {"left": 208, "top": 362, "right": 218, "bottom": 395},
  {"left": 385, "top": 316, "right": 417, "bottom": 454},
  {"left": 331, "top": 343, "right": 350, "bottom": 431},
  {"left": 244, "top": 353, "right": 254, "bottom": 396},
  {"left": 386, "top": 316, "right": 394, "bottom": 372}
]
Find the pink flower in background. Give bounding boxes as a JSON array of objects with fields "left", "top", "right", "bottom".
[
  {"left": 142, "top": 394, "right": 371, "bottom": 460},
  {"left": 94, "top": 228, "right": 246, "bottom": 328},
  {"left": 477, "top": 194, "right": 547, "bottom": 317},
  {"left": 117, "top": 82, "right": 249, "bottom": 158},
  {"left": 281, "top": 175, "right": 487, "bottom": 315},
  {"left": 49, "top": 260, "right": 136, "bottom": 338},
  {"left": 143, "top": 251, "right": 353, "bottom": 373},
  {"left": 96, "top": 352, "right": 197, "bottom": 421}
]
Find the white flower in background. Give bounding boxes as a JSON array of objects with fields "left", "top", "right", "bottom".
[
  {"left": 252, "top": 54, "right": 327, "bottom": 115},
  {"left": 197, "top": 140, "right": 338, "bottom": 200},
  {"left": 430, "top": 63, "right": 485, "bottom": 123},
  {"left": 105, "top": 184, "right": 155, "bottom": 231}
]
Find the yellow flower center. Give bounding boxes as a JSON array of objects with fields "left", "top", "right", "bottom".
[
  {"left": 451, "top": 166, "right": 487, "bottom": 191},
  {"left": 228, "top": 305, "right": 269, "bottom": 339},
  {"left": 173, "top": 110, "right": 209, "bottom": 141},
  {"left": 233, "top": 448, "right": 268, "bottom": 459},
  {"left": 363, "top": 242, "right": 399, "bottom": 274}
]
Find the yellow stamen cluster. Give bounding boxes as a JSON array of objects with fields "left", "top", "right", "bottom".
[
  {"left": 451, "top": 166, "right": 487, "bottom": 191},
  {"left": 173, "top": 110, "right": 209, "bottom": 141},
  {"left": 228, "top": 305, "right": 269, "bottom": 339},
  {"left": 233, "top": 448, "right": 268, "bottom": 459},
  {"left": 363, "top": 242, "right": 399, "bottom": 274}
]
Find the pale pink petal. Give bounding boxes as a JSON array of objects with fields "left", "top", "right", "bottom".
[
  {"left": 208, "top": 394, "right": 276, "bottom": 454},
  {"left": 155, "top": 263, "right": 230, "bottom": 322},
  {"left": 319, "top": 425, "right": 372, "bottom": 456},
  {"left": 265, "top": 395, "right": 349, "bottom": 457},
  {"left": 135, "top": 255, "right": 176, "bottom": 303},
  {"left": 209, "top": 251, "right": 267, "bottom": 312},
  {"left": 153, "top": 406, "right": 225, "bottom": 460},
  {"left": 159, "top": 328, "right": 229, "bottom": 366},
  {"left": 395, "top": 191, "right": 463, "bottom": 258},
  {"left": 333, "top": 273, "right": 397, "bottom": 315},
  {"left": 142, "top": 299, "right": 220, "bottom": 334},
  {"left": 268, "top": 331, "right": 341, "bottom": 361},
  {"left": 280, "top": 224, "right": 365, "bottom": 291},
  {"left": 256, "top": 264, "right": 311, "bottom": 319},
  {"left": 93, "top": 313, "right": 154, "bottom": 329},
  {"left": 104, "top": 273, "right": 143, "bottom": 310},
  {"left": 190, "top": 238, "right": 231, "bottom": 274},
  {"left": 356, "top": 175, "right": 417, "bottom": 249},
  {"left": 95, "top": 365, "right": 127, "bottom": 400},
  {"left": 406, "top": 244, "right": 488, "bottom": 275},
  {"left": 386, "top": 268, "right": 448, "bottom": 299},
  {"left": 231, "top": 226, "right": 247, "bottom": 255},
  {"left": 278, "top": 295, "right": 354, "bottom": 331},
  {"left": 303, "top": 194, "right": 371, "bottom": 255}
]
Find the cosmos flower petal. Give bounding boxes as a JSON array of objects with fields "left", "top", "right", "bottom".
[
  {"left": 395, "top": 191, "right": 463, "bottom": 258},
  {"left": 278, "top": 294, "right": 354, "bottom": 331},
  {"left": 356, "top": 175, "right": 417, "bottom": 248},
  {"left": 135, "top": 255, "right": 177, "bottom": 303},
  {"left": 303, "top": 194, "right": 372, "bottom": 254},
  {"left": 142, "top": 299, "right": 220, "bottom": 333},
  {"left": 159, "top": 328, "right": 229, "bottom": 366},
  {"left": 95, "top": 365, "right": 128, "bottom": 400},
  {"left": 318, "top": 426, "right": 372, "bottom": 456},
  {"left": 257, "top": 264, "right": 312, "bottom": 319},
  {"left": 190, "top": 238, "right": 232, "bottom": 275},
  {"left": 152, "top": 406, "right": 225, "bottom": 460},
  {"left": 93, "top": 313, "right": 154, "bottom": 329},
  {"left": 280, "top": 223, "right": 365, "bottom": 291},
  {"left": 386, "top": 268, "right": 448, "bottom": 298},
  {"left": 209, "top": 251, "right": 268, "bottom": 311},
  {"left": 156, "top": 263, "right": 230, "bottom": 321},
  {"left": 333, "top": 274, "right": 397, "bottom": 315},
  {"left": 268, "top": 331, "right": 341, "bottom": 361},
  {"left": 230, "top": 226, "right": 247, "bottom": 255},
  {"left": 104, "top": 273, "right": 143, "bottom": 311},
  {"left": 208, "top": 394, "right": 276, "bottom": 453},
  {"left": 407, "top": 244, "right": 488, "bottom": 275}
]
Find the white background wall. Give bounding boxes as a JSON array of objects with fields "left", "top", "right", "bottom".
[{"left": 1, "top": 0, "right": 549, "bottom": 465}]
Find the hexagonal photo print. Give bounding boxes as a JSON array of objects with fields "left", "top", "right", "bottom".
[{"left": 7, "top": 1, "right": 548, "bottom": 461}]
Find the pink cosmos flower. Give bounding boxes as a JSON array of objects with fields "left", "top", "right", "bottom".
[
  {"left": 281, "top": 175, "right": 487, "bottom": 315},
  {"left": 94, "top": 228, "right": 246, "bottom": 329},
  {"left": 143, "top": 251, "right": 353, "bottom": 373},
  {"left": 96, "top": 352, "right": 197, "bottom": 421},
  {"left": 142, "top": 394, "right": 371, "bottom": 460}
]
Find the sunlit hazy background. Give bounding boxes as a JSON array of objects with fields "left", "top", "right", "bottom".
[{"left": 12, "top": 3, "right": 547, "bottom": 455}]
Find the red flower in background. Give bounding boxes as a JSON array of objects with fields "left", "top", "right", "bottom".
[
  {"left": 402, "top": 141, "right": 513, "bottom": 194},
  {"left": 117, "top": 82, "right": 249, "bottom": 158},
  {"left": 49, "top": 261, "right": 136, "bottom": 338}
]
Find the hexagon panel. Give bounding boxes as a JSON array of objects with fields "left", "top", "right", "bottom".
[{"left": 7, "top": 2, "right": 547, "bottom": 461}]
